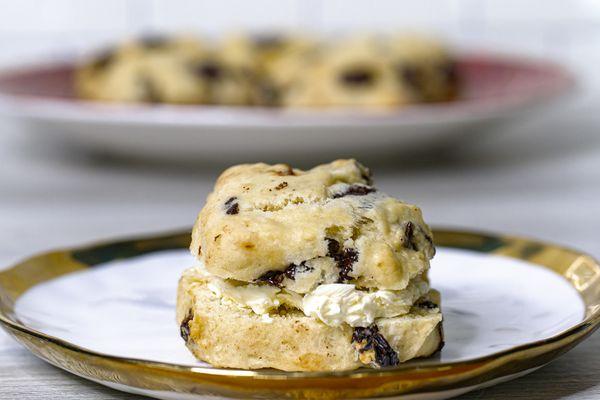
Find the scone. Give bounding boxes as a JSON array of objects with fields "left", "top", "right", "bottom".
[
  {"left": 177, "top": 266, "right": 443, "bottom": 371},
  {"left": 386, "top": 34, "right": 460, "bottom": 103},
  {"left": 178, "top": 159, "right": 443, "bottom": 371},
  {"left": 284, "top": 36, "right": 408, "bottom": 108},
  {"left": 75, "top": 35, "right": 253, "bottom": 104},
  {"left": 76, "top": 32, "right": 460, "bottom": 108},
  {"left": 283, "top": 34, "right": 458, "bottom": 107},
  {"left": 190, "top": 159, "right": 435, "bottom": 291},
  {"left": 220, "top": 33, "right": 318, "bottom": 106}
]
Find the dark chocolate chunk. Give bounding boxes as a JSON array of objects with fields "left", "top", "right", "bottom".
[
  {"left": 424, "top": 231, "right": 435, "bottom": 248},
  {"left": 416, "top": 300, "right": 439, "bottom": 310},
  {"left": 403, "top": 221, "right": 435, "bottom": 257},
  {"left": 180, "top": 310, "right": 193, "bottom": 342},
  {"left": 90, "top": 49, "right": 115, "bottom": 71},
  {"left": 224, "top": 197, "right": 239, "bottom": 215},
  {"left": 352, "top": 324, "right": 399, "bottom": 367},
  {"left": 194, "top": 61, "right": 223, "bottom": 81},
  {"left": 326, "top": 238, "right": 341, "bottom": 258},
  {"left": 325, "top": 238, "right": 358, "bottom": 282},
  {"left": 440, "top": 61, "right": 458, "bottom": 84},
  {"left": 403, "top": 221, "right": 418, "bottom": 251},
  {"left": 255, "top": 269, "right": 285, "bottom": 287},
  {"left": 284, "top": 261, "right": 313, "bottom": 280},
  {"left": 339, "top": 68, "right": 376, "bottom": 86},
  {"left": 399, "top": 64, "right": 422, "bottom": 90},
  {"left": 226, "top": 203, "right": 239, "bottom": 215},
  {"left": 140, "top": 34, "right": 169, "bottom": 49},
  {"left": 332, "top": 185, "right": 376, "bottom": 199},
  {"left": 255, "top": 262, "right": 313, "bottom": 287},
  {"left": 337, "top": 248, "right": 358, "bottom": 283}
]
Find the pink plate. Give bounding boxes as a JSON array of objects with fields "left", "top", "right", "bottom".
[{"left": 0, "top": 53, "right": 574, "bottom": 162}]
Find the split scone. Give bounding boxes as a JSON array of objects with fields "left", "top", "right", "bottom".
[{"left": 178, "top": 160, "right": 443, "bottom": 371}]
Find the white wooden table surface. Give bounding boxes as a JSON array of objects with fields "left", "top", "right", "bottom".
[{"left": 0, "top": 95, "right": 599, "bottom": 398}]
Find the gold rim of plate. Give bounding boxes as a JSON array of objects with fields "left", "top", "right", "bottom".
[{"left": 0, "top": 228, "right": 599, "bottom": 399}]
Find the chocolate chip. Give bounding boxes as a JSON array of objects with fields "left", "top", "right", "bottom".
[
  {"left": 403, "top": 222, "right": 435, "bottom": 257},
  {"left": 255, "top": 270, "right": 285, "bottom": 287},
  {"left": 226, "top": 203, "right": 239, "bottom": 215},
  {"left": 90, "top": 49, "right": 115, "bottom": 71},
  {"left": 275, "top": 182, "right": 288, "bottom": 190},
  {"left": 339, "top": 68, "right": 376, "bottom": 86},
  {"left": 440, "top": 61, "right": 458, "bottom": 84},
  {"left": 326, "top": 238, "right": 341, "bottom": 258},
  {"left": 325, "top": 238, "right": 357, "bottom": 282},
  {"left": 403, "top": 221, "right": 418, "bottom": 251},
  {"left": 399, "top": 64, "right": 422, "bottom": 90},
  {"left": 416, "top": 300, "right": 438, "bottom": 310},
  {"left": 337, "top": 248, "right": 358, "bottom": 283},
  {"left": 194, "top": 61, "right": 223, "bottom": 81},
  {"left": 224, "top": 197, "right": 239, "bottom": 215},
  {"left": 255, "top": 262, "right": 313, "bottom": 287},
  {"left": 332, "top": 185, "right": 376, "bottom": 199},
  {"left": 424, "top": 232, "right": 435, "bottom": 253},
  {"left": 180, "top": 310, "right": 193, "bottom": 342},
  {"left": 352, "top": 324, "right": 399, "bottom": 367},
  {"left": 140, "top": 35, "right": 169, "bottom": 49},
  {"left": 284, "top": 261, "right": 313, "bottom": 280}
]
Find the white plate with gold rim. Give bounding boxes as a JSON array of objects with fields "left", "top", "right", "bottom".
[{"left": 0, "top": 229, "right": 598, "bottom": 400}]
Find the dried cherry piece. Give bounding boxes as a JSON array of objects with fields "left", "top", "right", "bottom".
[
  {"left": 180, "top": 310, "right": 194, "bottom": 342},
  {"left": 352, "top": 324, "right": 399, "bottom": 367}
]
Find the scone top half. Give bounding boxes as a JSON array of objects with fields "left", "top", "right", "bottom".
[{"left": 190, "top": 159, "right": 435, "bottom": 291}]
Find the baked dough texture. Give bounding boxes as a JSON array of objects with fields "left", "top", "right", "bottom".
[{"left": 177, "top": 267, "right": 443, "bottom": 371}]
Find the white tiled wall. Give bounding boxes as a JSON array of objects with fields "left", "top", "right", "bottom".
[{"left": 0, "top": 0, "right": 599, "bottom": 89}]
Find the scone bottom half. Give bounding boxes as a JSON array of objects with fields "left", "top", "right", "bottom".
[
  {"left": 178, "top": 159, "right": 443, "bottom": 371},
  {"left": 176, "top": 269, "right": 443, "bottom": 371}
]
